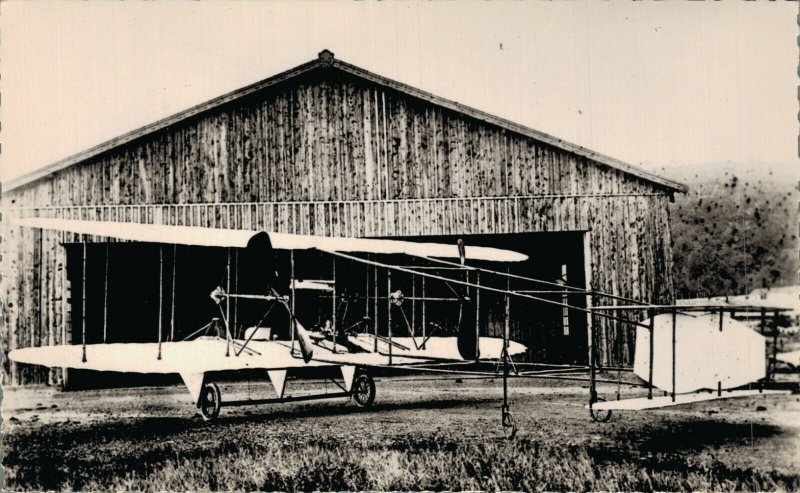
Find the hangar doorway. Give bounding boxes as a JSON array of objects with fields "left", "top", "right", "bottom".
[
  {"left": 395, "top": 232, "right": 589, "bottom": 365},
  {"left": 61, "top": 230, "right": 587, "bottom": 387}
]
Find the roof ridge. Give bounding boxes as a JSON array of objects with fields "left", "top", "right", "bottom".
[{"left": 4, "top": 50, "right": 687, "bottom": 194}]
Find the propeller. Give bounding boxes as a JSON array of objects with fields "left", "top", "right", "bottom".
[
  {"left": 456, "top": 299, "right": 479, "bottom": 360},
  {"left": 245, "top": 232, "right": 314, "bottom": 363},
  {"left": 292, "top": 317, "right": 315, "bottom": 363},
  {"left": 266, "top": 286, "right": 315, "bottom": 363}
]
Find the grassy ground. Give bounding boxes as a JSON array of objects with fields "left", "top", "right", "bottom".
[{"left": 2, "top": 376, "right": 799, "bottom": 491}]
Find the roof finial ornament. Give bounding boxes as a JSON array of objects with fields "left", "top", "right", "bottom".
[{"left": 318, "top": 49, "right": 335, "bottom": 66}]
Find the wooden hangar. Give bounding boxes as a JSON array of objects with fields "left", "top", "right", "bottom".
[{"left": 2, "top": 49, "right": 686, "bottom": 385}]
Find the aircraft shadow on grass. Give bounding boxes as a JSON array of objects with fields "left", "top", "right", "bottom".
[{"left": 604, "top": 418, "right": 784, "bottom": 454}]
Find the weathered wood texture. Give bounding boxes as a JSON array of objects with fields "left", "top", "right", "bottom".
[
  {"left": 2, "top": 67, "right": 675, "bottom": 384},
  {"left": 7, "top": 69, "right": 666, "bottom": 206}
]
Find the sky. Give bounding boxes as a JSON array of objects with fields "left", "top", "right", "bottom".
[{"left": 1, "top": 1, "right": 797, "bottom": 183}]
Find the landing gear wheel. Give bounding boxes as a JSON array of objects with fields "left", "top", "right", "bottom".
[
  {"left": 502, "top": 410, "right": 517, "bottom": 440},
  {"left": 589, "top": 397, "right": 612, "bottom": 423},
  {"left": 199, "top": 382, "right": 222, "bottom": 421},
  {"left": 352, "top": 373, "right": 376, "bottom": 408}
]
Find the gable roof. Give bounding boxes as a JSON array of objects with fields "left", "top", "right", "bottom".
[{"left": 4, "top": 49, "right": 687, "bottom": 194}]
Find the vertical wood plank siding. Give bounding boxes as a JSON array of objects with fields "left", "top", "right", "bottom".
[
  {"left": 1, "top": 68, "right": 675, "bottom": 383},
  {"left": 8, "top": 71, "right": 661, "bottom": 207}
]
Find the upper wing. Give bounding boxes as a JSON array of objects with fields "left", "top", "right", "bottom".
[{"left": 12, "top": 217, "right": 527, "bottom": 262}]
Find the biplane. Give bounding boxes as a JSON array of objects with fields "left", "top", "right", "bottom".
[{"left": 7, "top": 217, "right": 792, "bottom": 437}]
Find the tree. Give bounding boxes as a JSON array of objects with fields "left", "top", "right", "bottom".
[{"left": 670, "top": 169, "right": 797, "bottom": 299}]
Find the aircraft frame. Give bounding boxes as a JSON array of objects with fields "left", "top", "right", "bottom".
[{"left": 6, "top": 217, "right": 794, "bottom": 438}]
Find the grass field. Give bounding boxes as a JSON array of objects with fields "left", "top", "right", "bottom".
[{"left": 3, "top": 376, "right": 799, "bottom": 491}]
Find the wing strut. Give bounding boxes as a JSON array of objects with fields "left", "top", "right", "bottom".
[
  {"left": 501, "top": 272, "right": 516, "bottom": 438},
  {"left": 290, "top": 250, "right": 296, "bottom": 353},
  {"left": 103, "top": 244, "right": 109, "bottom": 343},
  {"left": 170, "top": 245, "right": 177, "bottom": 342},
  {"left": 387, "top": 270, "right": 393, "bottom": 365},
  {"left": 81, "top": 243, "right": 87, "bottom": 363},
  {"left": 157, "top": 246, "right": 163, "bottom": 360}
]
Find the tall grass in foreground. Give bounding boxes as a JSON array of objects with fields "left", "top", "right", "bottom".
[{"left": 48, "top": 435, "right": 797, "bottom": 492}]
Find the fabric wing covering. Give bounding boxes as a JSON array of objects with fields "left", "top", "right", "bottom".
[
  {"left": 11, "top": 217, "right": 527, "bottom": 262},
  {"left": 633, "top": 313, "right": 766, "bottom": 394}
]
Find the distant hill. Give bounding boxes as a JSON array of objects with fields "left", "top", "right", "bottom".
[{"left": 656, "top": 162, "right": 798, "bottom": 299}]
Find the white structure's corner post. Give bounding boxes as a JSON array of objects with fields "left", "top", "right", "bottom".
[{"left": 671, "top": 306, "right": 676, "bottom": 402}]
